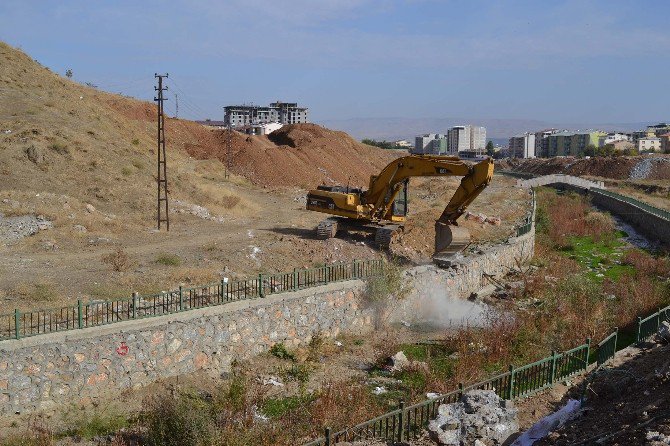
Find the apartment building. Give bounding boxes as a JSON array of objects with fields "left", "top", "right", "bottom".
[
  {"left": 224, "top": 101, "right": 308, "bottom": 127},
  {"left": 660, "top": 133, "right": 670, "bottom": 153},
  {"left": 598, "top": 132, "right": 630, "bottom": 147},
  {"left": 534, "top": 129, "right": 558, "bottom": 158},
  {"left": 545, "top": 131, "right": 606, "bottom": 157},
  {"left": 447, "top": 125, "right": 486, "bottom": 156},
  {"left": 638, "top": 136, "right": 662, "bottom": 152},
  {"left": 414, "top": 134, "right": 448, "bottom": 154},
  {"left": 509, "top": 133, "right": 536, "bottom": 158}
]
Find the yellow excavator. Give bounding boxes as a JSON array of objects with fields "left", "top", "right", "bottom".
[{"left": 305, "top": 155, "right": 494, "bottom": 262}]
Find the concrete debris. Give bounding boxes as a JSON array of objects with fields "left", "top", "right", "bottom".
[
  {"left": 260, "top": 376, "right": 284, "bottom": 387},
  {"left": 172, "top": 200, "right": 224, "bottom": 223},
  {"left": 0, "top": 213, "right": 53, "bottom": 244},
  {"left": 428, "top": 390, "right": 519, "bottom": 446},
  {"left": 427, "top": 392, "right": 440, "bottom": 399},
  {"left": 73, "top": 224, "right": 87, "bottom": 233},
  {"left": 464, "top": 211, "right": 503, "bottom": 226},
  {"left": 252, "top": 406, "right": 269, "bottom": 423},
  {"left": 630, "top": 157, "right": 670, "bottom": 180},
  {"left": 372, "top": 386, "right": 387, "bottom": 395},
  {"left": 85, "top": 203, "right": 96, "bottom": 213},
  {"left": 388, "top": 351, "right": 410, "bottom": 372},
  {"left": 646, "top": 430, "right": 670, "bottom": 444},
  {"left": 334, "top": 340, "right": 343, "bottom": 347}
]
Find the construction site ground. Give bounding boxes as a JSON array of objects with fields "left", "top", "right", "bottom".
[{"left": 0, "top": 41, "right": 529, "bottom": 310}]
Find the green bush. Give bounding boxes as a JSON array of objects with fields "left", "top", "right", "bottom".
[
  {"left": 269, "top": 342, "right": 295, "bottom": 361},
  {"left": 155, "top": 253, "right": 181, "bottom": 266},
  {"left": 143, "top": 391, "right": 217, "bottom": 446}
]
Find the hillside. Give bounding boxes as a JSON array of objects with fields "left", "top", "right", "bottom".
[{"left": 0, "top": 41, "right": 529, "bottom": 309}]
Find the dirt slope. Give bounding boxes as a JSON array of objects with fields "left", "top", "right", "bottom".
[{"left": 499, "top": 156, "right": 670, "bottom": 181}]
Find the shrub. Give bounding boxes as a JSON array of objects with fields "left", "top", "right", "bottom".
[
  {"left": 102, "top": 249, "right": 131, "bottom": 272},
  {"left": 29, "top": 283, "right": 58, "bottom": 302},
  {"left": 131, "top": 139, "right": 140, "bottom": 146},
  {"left": 143, "top": 390, "right": 217, "bottom": 446},
  {"left": 48, "top": 142, "right": 69, "bottom": 155},
  {"left": 269, "top": 342, "right": 295, "bottom": 361},
  {"left": 363, "top": 260, "right": 407, "bottom": 328},
  {"left": 155, "top": 253, "right": 181, "bottom": 266},
  {"left": 121, "top": 167, "right": 132, "bottom": 176}
]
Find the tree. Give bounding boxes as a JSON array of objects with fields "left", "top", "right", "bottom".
[
  {"left": 65, "top": 68, "right": 73, "bottom": 79},
  {"left": 485, "top": 140, "right": 494, "bottom": 156}
]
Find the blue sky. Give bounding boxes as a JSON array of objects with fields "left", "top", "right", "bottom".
[{"left": 1, "top": 0, "right": 668, "bottom": 123}]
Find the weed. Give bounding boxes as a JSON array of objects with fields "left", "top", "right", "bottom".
[
  {"left": 155, "top": 253, "right": 181, "bottom": 266},
  {"left": 121, "top": 166, "right": 132, "bottom": 176},
  {"left": 61, "top": 408, "right": 128, "bottom": 440},
  {"left": 29, "top": 283, "right": 58, "bottom": 302},
  {"left": 48, "top": 142, "right": 69, "bottom": 155},
  {"left": 363, "top": 260, "right": 407, "bottom": 328},
  {"left": 269, "top": 342, "right": 295, "bottom": 361},
  {"left": 220, "top": 195, "right": 241, "bottom": 209},
  {"left": 131, "top": 138, "right": 140, "bottom": 146},
  {"left": 261, "top": 395, "right": 310, "bottom": 418},
  {"left": 307, "top": 331, "right": 324, "bottom": 361},
  {"left": 285, "top": 363, "right": 311, "bottom": 383},
  {"left": 132, "top": 159, "right": 144, "bottom": 170},
  {"left": 143, "top": 390, "right": 217, "bottom": 446},
  {"left": 102, "top": 249, "right": 131, "bottom": 272}
]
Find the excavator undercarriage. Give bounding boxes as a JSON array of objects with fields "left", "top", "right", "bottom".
[{"left": 306, "top": 155, "right": 495, "bottom": 264}]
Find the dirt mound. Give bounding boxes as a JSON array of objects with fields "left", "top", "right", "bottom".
[
  {"left": 184, "top": 124, "right": 400, "bottom": 189},
  {"left": 500, "top": 155, "right": 670, "bottom": 181}
]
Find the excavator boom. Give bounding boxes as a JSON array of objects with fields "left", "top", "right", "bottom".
[{"left": 306, "top": 155, "right": 494, "bottom": 260}]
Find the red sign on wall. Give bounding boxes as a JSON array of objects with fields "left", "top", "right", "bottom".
[{"left": 116, "top": 341, "right": 129, "bottom": 356}]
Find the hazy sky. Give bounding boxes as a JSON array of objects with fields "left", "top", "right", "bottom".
[{"left": 1, "top": 0, "right": 668, "bottom": 123}]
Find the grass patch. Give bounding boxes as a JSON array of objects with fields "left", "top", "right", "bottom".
[
  {"left": 121, "top": 166, "right": 132, "bottom": 176},
  {"left": 565, "top": 234, "right": 633, "bottom": 282},
  {"left": 262, "top": 395, "right": 312, "bottom": 418},
  {"left": 131, "top": 138, "right": 140, "bottom": 146},
  {"left": 48, "top": 142, "right": 69, "bottom": 155},
  {"left": 269, "top": 342, "right": 295, "bottom": 361},
  {"left": 155, "top": 253, "right": 181, "bottom": 266},
  {"left": 61, "top": 408, "right": 128, "bottom": 440}
]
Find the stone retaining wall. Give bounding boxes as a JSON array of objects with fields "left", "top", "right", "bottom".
[
  {"left": 590, "top": 190, "right": 670, "bottom": 246},
  {"left": 0, "top": 223, "right": 535, "bottom": 416}
]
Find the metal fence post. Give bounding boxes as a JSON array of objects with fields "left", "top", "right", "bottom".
[
  {"left": 324, "top": 427, "right": 331, "bottom": 446},
  {"left": 585, "top": 337, "right": 591, "bottom": 369},
  {"left": 458, "top": 382, "right": 464, "bottom": 399},
  {"left": 14, "top": 309, "right": 20, "bottom": 340},
  {"left": 324, "top": 265, "right": 329, "bottom": 285},
  {"left": 657, "top": 308, "right": 662, "bottom": 333},
  {"left": 508, "top": 365, "right": 515, "bottom": 400},
  {"left": 352, "top": 260, "right": 357, "bottom": 279},
  {"left": 78, "top": 299, "right": 83, "bottom": 329},
  {"left": 179, "top": 285, "right": 184, "bottom": 311},
  {"left": 550, "top": 350, "right": 556, "bottom": 385},
  {"left": 293, "top": 268, "right": 298, "bottom": 291},
  {"left": 258, "top": 274, "right": 264, "bottom": 298},
  {"left": 636, "top": 317, "right": 642, "bottom": 344},
  {"left": 397, "top": 400, "right": 405, "bottom": 442},
  {"left": 220, "top": 279, "right": 225, "bottom": 301},
  {"left": 132, "top": 292, "right": 138, "bottom": 319}
]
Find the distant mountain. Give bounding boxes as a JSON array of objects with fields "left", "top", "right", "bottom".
[{"left": 318, "top": 117, "right": 655, "bottom": 143}]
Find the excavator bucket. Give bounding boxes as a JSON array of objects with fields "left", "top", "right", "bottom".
[{"left": 434, "top": 222, "right": 471, "bottom": 257}]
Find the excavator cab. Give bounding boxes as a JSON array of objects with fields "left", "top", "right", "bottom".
[{"left": 391, "top": 180, "right": 409, "bottom": 218}]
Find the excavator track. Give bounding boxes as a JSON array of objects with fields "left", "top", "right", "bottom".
[
  {"left": 374, "top": 225, "right": 401, "bottom": 249},
  {"left": 316, "top": 218, "right": 339, "bottom": 239}
]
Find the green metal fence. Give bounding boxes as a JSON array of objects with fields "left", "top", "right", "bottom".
[
  {"left": 596, "top": 328, "right": 618, "bottom": 367},
  {"left": 0, "top": 259, "right": 383, "bottom": 342},
  {"left": 304, "top": 340, "right": 591, "bottom": 445},
  {"left": 637, "top": 305, "right": 670, "bottom": 344},
  {"left": 516, "top": 189, "right": 536, "bottom": 237},
  {"left": 591, "top": 188, "right": 670, "bottom": 221}
]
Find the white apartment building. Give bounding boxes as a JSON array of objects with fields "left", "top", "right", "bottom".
[
  {"left": 447, "top": 125, "right": 486, "bottom": 155},
  {"left": 599, "top": 133, "right": 630, "bottom": 147},
  {"left": 638, "top": 137, "right": 662, "bottom": 152},
  {"left": 509, "top": 133, "right": 536, "bottom": 158}
]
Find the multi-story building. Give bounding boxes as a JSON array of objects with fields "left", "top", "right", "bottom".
[
  {"left": 224, "top": 101, "right": 308, "bottom": 127},
  {"left": 413, "top": 134, "right": 448, "bottom": 154},
  {"left": 545, "top": 130, "right": 606, "bottom": 157},
  {"left": 646, "top": 123, "right": 670, "bottom": 136},
  {"left": 598, "top": 133, "right": 630, "bottom": 147},
  {"left": 638, "top": 136, "right": 662, "bottom": 152},
  {"left": 509, "top": 133, "right": 536, "bottom": 158},
  {"left": 534, "top": 129, "right": 558, "bottom": 158},
  {"left": 660, "top": 132, "right": 670, "bottom": 153},
  {"left": 447, "top": 125, "right": 486, "bottom": 156}
]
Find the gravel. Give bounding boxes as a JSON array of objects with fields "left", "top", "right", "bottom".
[
  {"left": 629, "top": 157, "right": 670, "bottom": 180},
  {"left": 0, "top": 213, "right": 53, "bottom": 244}
]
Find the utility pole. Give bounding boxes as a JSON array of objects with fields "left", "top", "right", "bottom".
[
  {"left": 154, "top": 73, "right": 169, "bottom": 231},
  {"left": 174, "top": 93, "right": 178, "bottom": 118}
]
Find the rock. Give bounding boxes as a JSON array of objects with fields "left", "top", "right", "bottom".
[
  {"left": 73, "top": 224, "right": 87, "bottom": 233},
  {"left": 388, "top": 351, "right": 410, "bottom": 372},
  {"left": 658, "top": 321, "right": 670, "bottom": 341},
  {"left": 428, "top": 390, "right": 518, "bottom": 445},
  {"left": 85, "top": 203, "right": 96, "bottom": 213},
  {"left": 485, "top": 216, "right": 502, "bottom": 226},
  {"left": 25, "top": 145, "right": 45, "bottom": 164}
]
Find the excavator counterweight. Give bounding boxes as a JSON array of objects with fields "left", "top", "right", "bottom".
[{"left": 306, "top": 155, "right": 494, "bottom": 262}]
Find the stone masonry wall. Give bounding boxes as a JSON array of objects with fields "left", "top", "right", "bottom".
[
  {"left": 0, "top": 222, "right": 535, "bottom": 416},
  {"left": 590, "top": 191, "right": 670, "bottom": 246}
]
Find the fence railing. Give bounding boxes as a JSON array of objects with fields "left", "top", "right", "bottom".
[
  {"left": 591, "top": 187, "right": 670, "bottom": 221},
  {"left": 637, "top": 305, "right": 670, "bottom": 344},
  {"left": 304, "top": 340, "right": 591, "bottom": 445},
  {"left": 0, "top": 259, "right": 384, "bottom": 342},
  {"left": 596, "top": 328, "right": 618, "bottom": 367},
  {"left": 516, "top": 189, "right": 536, "bottom": 237}
]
